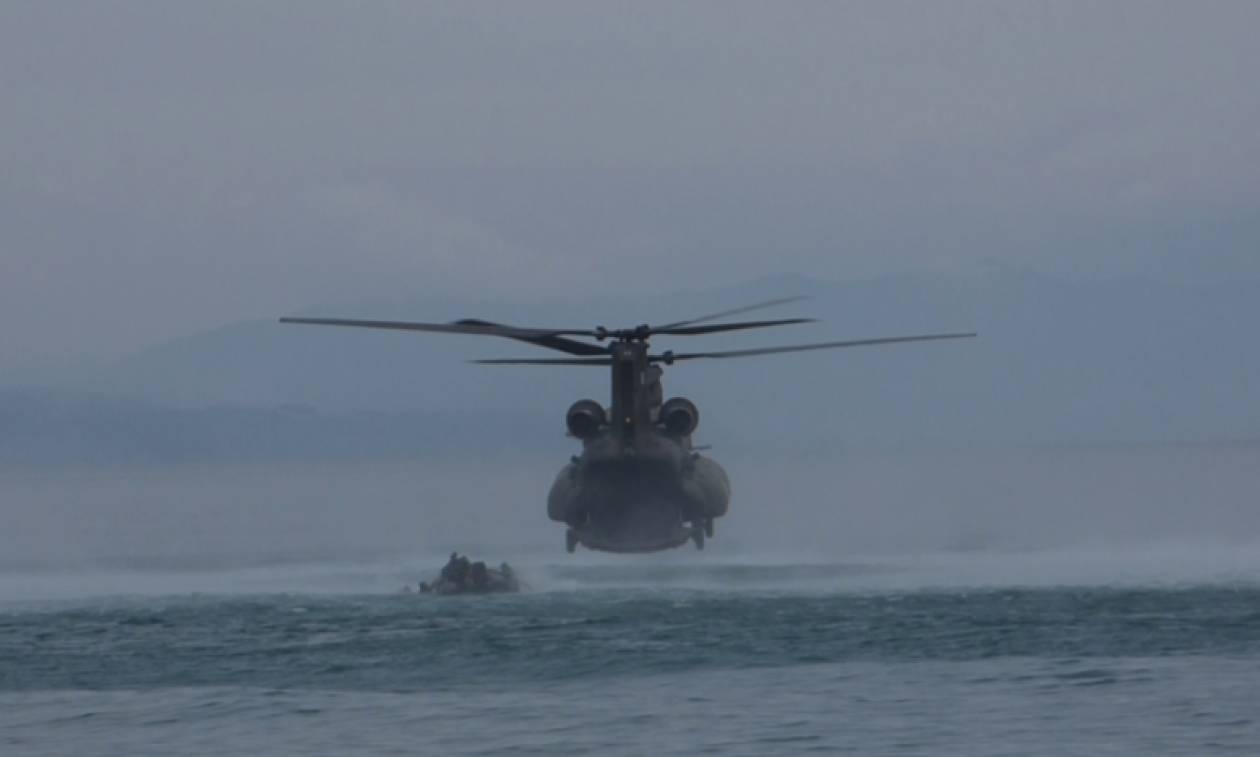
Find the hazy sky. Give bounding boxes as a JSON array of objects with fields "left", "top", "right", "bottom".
[{"left": 2, "top": 2, "right": 1257, "bottom": 369}]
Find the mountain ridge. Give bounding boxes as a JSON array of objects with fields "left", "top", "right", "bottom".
[{"left": 5, "top": 270, "right": 1258, "bottom": 453}]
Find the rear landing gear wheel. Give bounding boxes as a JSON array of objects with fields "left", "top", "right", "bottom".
[
  {"left": 565, "top": 529, "right": 578, "bottom": 554},
  {"left": 691, "top": 524, "right": 705, "bottom": 550},
  {"left": 704, "top": 518, "right": 714, "bottom": 539}
]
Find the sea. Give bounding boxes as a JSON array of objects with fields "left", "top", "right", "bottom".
[
  {"left": 3, "top": 551, "right": 1260, "bottom": 756},
  {"left": 3, "top": 450, "right": 1260, "bottom": 755}
]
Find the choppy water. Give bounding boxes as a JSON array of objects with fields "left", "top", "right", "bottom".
[{"left": 4, "top": 555, "right": 1260, "bottom": 755}]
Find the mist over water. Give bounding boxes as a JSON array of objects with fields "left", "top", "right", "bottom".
[{"left": 3, "top": 442, "right": 1258, "bottom": 599}]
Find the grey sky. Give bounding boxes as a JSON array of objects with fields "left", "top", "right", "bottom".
[{"left": 2, "top": 2, "right": 1257, "bottom": 369}]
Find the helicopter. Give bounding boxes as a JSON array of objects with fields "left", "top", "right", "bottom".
[{"left": 280, "top": 297, "right": 974, "bottom": 553}]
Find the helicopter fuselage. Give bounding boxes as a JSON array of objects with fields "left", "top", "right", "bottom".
[
  {"left": 548, "top": 432, "right": 730, "bottom": 552},
  {"left": 547, "top": 340, "right": 730, "bottom": 552}
]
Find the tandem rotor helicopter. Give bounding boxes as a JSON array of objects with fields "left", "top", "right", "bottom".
[{"left": 280, "top": 297, "right": 974, "bottom": 554}]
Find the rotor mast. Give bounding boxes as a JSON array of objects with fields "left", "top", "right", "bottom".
[{"left": 608, "top": 335, "right": 660, "bottom": 446}]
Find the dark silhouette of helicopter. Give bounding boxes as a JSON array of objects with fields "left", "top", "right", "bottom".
[{"left": 280, "top": 297, "right": 974, "bottom": 553}]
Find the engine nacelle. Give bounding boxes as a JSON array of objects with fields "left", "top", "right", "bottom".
[
  {"left": 566, "top": 399, "right": 606, "bottom": 439},
  {"left": 659, "top": 397, "right": 699, "bottom": 436}
]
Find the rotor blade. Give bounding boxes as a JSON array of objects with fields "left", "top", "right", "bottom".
[
  {"left": 654, "top": 295, "right": 809, "bottom": 331},
  {"left": 453, "top": 319, "right": 608, "bottom": 356},
  {"left": 279, "top": 317, "right": 596, "bottom": 339},
  {"left": 470, "top": 357, "right": 613, "bottom": 366},
  {"left": 653, "top": 317, "right": 815, "bottom": 336},
  {"left": 653, "top": 332, "right": 977, "bottom": 362}
]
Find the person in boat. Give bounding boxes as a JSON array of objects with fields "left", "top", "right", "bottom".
[
  {"left": 440, "top": 552, "right": 461, "bottom": 584},
  {"left": 469, "top": 561, "right": 489, "bottom": 591}
]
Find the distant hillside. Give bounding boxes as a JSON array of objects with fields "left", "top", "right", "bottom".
[
  {"left": 0, "top": 388, "right": 561, "bottom": 466},
  {"left": 8, "top": 270, "right": 1260, "bottom": 450}
]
